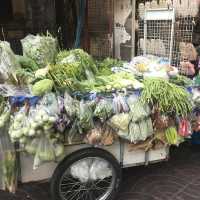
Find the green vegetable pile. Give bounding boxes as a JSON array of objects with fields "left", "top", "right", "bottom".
[
  {"left": 21, "top": 34, "right": 58, "bottom": 67},
  {"left": 75, "top": 72, "right": 143, "bottom": 93},
  {"left": 141, "top": 78, "right": 192, "bottom": 117},
  {"left": 97, "top": 58, "right": 124, "bottom": 76},
  {"left": 169, "top": 75, "right": 193, "bottom": 87}
]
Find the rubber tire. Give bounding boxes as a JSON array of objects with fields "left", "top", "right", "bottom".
[{"left": 50, "top": 147, "right": 122, "bottom": 200}]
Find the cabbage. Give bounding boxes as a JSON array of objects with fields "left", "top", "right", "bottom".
[{"left": 32, "top": 79, "right": 54, "bottom": 96}]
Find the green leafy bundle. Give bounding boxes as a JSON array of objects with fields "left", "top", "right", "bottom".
[
  {"left": 97, "top": 58, "right": 124, "bottom": 76},
  {"left": 140, "top": 78, "right": 192, "bottom": 117}
]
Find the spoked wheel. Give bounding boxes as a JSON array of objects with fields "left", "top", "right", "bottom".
[{"left": 51, "top": 148, "right": 121, "bottom": 200}]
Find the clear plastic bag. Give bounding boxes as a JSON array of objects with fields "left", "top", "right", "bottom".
[
  {"left": 109, "top": 113, "right": 130, "bottom": 131},
  {"left": 33, "top": 136, "right": 59, "bottom": 170},
  {"left": 8, "top": 107, "right": 28, "bottom": 142},
  {"left": 21, "top": 34, "right": 58, "bottom": 67},
  {"left": 94, "top": 99, "right": 113, "bottom": 122},
  {"left": 0, "top": 41, "right": 20, "bottom": 83},
  {"left": 39, "top": 93, "right": 59, "bottom": 116},
  {"left": 128, "top": 118, "right": 153, "bottom": 143},
  {"left": 70, "top": 158, "right": 112, "bottom": 183},
  {"left": 64, "top": 92, "right": 79, "bottom": 118},
  {"left": 0, "top": 124, "right": 17, "bottom": 192},
  {"left": 79, "top": 100, "right": 94, "bottom": 130},
  {"left": 67, "top": 119, "right": 82, "bottom": 144},
  {"left": 0, "top": 103, "right": 10, "bottom": 129},
  {"left": 112, "top": 94, "right": 129, "bottom": 114},
  {"left": 0, "top": 84, "right": 31, "bottom": 97}
]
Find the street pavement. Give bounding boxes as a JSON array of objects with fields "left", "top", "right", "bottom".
[{"left": 1, "top": 142, "right": 200, "bottom": 200}]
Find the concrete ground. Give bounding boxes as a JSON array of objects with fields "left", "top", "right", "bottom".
[{"left": 1, "top": 142, "right": 200, "bottom": 200}]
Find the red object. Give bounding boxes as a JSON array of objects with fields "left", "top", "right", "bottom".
[{"left": 178, "top": 119, "right": 191, "bottom": 137}]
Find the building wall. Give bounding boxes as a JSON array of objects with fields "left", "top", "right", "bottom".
[{"left": 0, "top": 0, "right": 56, "bottom": 54}]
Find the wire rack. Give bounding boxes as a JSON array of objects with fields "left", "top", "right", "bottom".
[
  {"left": 138, "top": 7, "right": 196, "bottom": 67},
  {"left": 138, "top": 8, "right": 175, "bottom": 64},
  {"left": 172, "top": 14, "right": 196, "bottom": 67},
  {"left": 138, "top": 20, "right": 173, "bottom": 58}
]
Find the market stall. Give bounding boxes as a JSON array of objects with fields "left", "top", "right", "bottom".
[{"left": 0, "top": 30, "right": 196, "bottom": 200}]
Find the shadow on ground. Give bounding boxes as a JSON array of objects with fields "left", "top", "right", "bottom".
[{"left": 1, "top": 142, "right": 200, "bottom": 200}]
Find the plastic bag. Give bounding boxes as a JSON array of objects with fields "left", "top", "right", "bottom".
[
  {"left": 0, "top": 41, "right": 20, "bottom": 83},
  {"left": 85, "top": 123, "right": 102, "bottom": 145},
  {"left": 0, "top": 84, "right": 31, "bottom": 97},
  {"left": 21, "top": 34, "right": 58, "bottom": 67},
  {"left": 79, "top": 101, "right": 94, "bottom": 130},
  {"left": 85, "top": 123, "right": 116, "bottom": 146},
  {"left": 89, "top": 160, "right": 112, "bottom": 180},
  {"left": 64, "top": 92, "right": 79, "bottom": 118},
  {"left": 0, "top": 103, "right": 10, "bottom": 129},
  {"left": 113, "top": 94, "right": 129, "bottom": 114},
  {"left": 178, "top": 118, "right": 191, "bottom": 137},
  {"left": 8, "top": 107, "right": 28, "bottom": 142},
  {"left": 39, "top": 93, "right": 59, "bottom": 116},
  {"left": 70, "top": 159, "right": 92, "bottom": 182},
  {"left": 109, "top": 113, "right": 130, "bottom": 131},
  {"left": 70, "top": 158, "right": 112, "bottom": 183},
  {"left": 67, "top": 119, "right": 82, "bottom": 144},
  {"left": 118, "top": 117, "right": 153, "bottom": 143},
  {"left": 128, "top": 96, "right": 150, "bottom": 121},
  {"left": 94, "top": 99, "right": 113, "bottom": 122},
  {"left": 0, "top": 123, "right": 17, "bottom": 192},
  {"left": 32, "top": 136, "right": 64, "bottom": 169}
]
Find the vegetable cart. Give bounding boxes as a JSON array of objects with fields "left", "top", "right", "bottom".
[
  {"left": 0, "top": 6, "right": 194, "bottom": 200},
  {"left": 19, "top": 139, "right": 169, "bottom": 200}
]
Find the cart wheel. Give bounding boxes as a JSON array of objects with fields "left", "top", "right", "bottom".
[{"left": 50, "top": 148, "right": 121, "bottom": 200}]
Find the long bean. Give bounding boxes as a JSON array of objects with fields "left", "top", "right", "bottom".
[{"left": 140, "top": 78, "right": 192, "bottom": 117}]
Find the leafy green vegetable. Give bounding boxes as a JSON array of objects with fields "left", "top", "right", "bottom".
[
  {"left": 21, "top": 34, "right": 58, "bottom": 67},
  {"left": 94, "top": 99, "right": 113, "bottom": 121},
  {"left": 169, "top": 75, "right": 193, "bottom": 87},
  {"left": 48, "top": 49, "right": 98, "bottom": 90},
  {"left": 75, "top": 72, "right": 143, "bottom": 93},
  {"left": 15, "top": 55, "right": 39, "bottom": 72},
  {"left": 56, "top": 49, "right": 98, "bottom": 75},
  {"left": 97, "top": 58, "right": 124, "bottom": 76},
  {"left": 32, "top": 79, "right": 54, "bottom": 96},
  {"left": 79, "top": 101, "right": 94, "bottom": 130}
]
